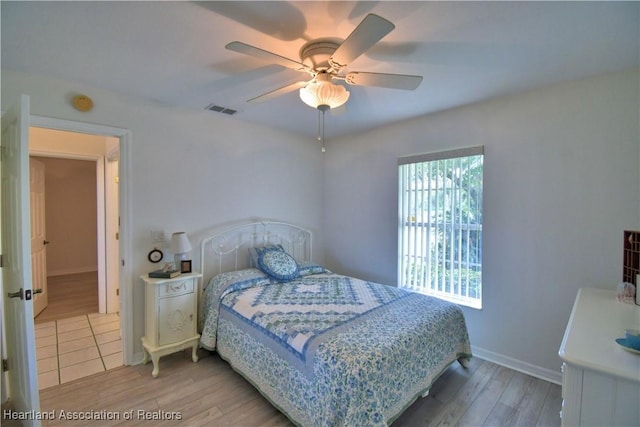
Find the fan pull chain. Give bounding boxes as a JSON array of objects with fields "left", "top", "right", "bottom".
[
  {"left": 317, "top": 105, "right": 329, "bottom": 153},
  {"left": 321, "top": 109, "right": 326, "bottom": 153}
]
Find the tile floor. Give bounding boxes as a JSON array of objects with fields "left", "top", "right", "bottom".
[{"left": 35, "top": 313, "right": 122, "bottom": 390}]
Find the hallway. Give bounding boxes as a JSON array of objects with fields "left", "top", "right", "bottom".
[{"left": 35, "top": 272, "right": 99, "bottom": 324}]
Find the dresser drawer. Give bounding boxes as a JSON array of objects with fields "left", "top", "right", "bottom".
[{"left": 159, "top": 278, "right": 193, "bottom": 297}]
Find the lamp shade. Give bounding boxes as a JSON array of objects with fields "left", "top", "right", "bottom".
[
  {"left": 299, "top": 74, "right": 350, "bottom": 110},
  {"left": 170, "top": 232, "right": 191, "bottom": 254}
]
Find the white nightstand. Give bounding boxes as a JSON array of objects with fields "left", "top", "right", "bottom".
[{"left": 140, "top": 272, "right": 202, "bottom": 377}]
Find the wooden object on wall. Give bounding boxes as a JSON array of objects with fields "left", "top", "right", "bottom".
[{"left": 623, "top": 230, "right": 640, "bottom": 285}]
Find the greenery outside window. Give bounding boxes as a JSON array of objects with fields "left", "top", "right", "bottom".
[{"left": 398, "top": 146, "right": 483, "bottom": 309}]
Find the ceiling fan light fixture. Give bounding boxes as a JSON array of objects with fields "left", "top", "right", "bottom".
[{"left": 299, "top": 74, "right": 350, "bottom": 110}]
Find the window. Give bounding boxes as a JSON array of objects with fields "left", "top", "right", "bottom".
[{"left": 398, "top": 146, "right": 483, "bottom": 309}]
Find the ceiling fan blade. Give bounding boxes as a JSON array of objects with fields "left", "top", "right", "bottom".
[
  {"left": 247, "top": 80, "right": 309, "bottom": 104},
  {"left": 226, "top": 41, "right": 313, "bottom": 74},
  {"left": 329, "top": 14, "right": 395, "bottom": 69},
  {"left": 345, "top": 72, "right": 423, "bottom": 90}
]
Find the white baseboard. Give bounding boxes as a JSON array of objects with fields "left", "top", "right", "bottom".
[
  {"left": 131, "top": 351, "right": 145, "bottom": 366},
  {"left": 471, "top": 345, "right": 562, "bottom": 385}
]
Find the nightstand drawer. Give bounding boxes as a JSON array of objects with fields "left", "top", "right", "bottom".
[{"left": 159, "top": 278, "right": 193, "bottom": 297}]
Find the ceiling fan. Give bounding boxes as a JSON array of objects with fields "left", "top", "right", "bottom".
[{"left": 226, "top": 13, "right": 423, "bottom": 111}]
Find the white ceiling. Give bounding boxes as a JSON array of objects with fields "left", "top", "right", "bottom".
[{"left": 2, "top": 1, "right": 638, "bottom": 139}]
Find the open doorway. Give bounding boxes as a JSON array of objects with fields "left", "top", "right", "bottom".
[
  {"left": 31, "top": 156, "right": 99, "bottom": 321},
  {"left": 29, "top": 127, "right": 123, "bottom": 389}
]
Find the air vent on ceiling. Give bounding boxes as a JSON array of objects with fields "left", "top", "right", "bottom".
[{"left": 205, "top": 104, "right": 238, "bottom": 115}]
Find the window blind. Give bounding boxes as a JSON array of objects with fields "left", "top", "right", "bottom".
[{"left": 398, "top": 146, "right": 483, "bottom": 308}]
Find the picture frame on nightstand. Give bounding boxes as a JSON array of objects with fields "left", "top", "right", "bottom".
[{"left": 180, "top": 260, "right": 192, "bottom": 273}]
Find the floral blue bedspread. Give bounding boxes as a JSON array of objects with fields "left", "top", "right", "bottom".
[{"left": 199, "top": 268, "right": 471, "bottom": 427}]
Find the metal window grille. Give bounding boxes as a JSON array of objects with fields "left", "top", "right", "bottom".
[{"left": 398, "top": 146, "right": 483, "bottom": 308}]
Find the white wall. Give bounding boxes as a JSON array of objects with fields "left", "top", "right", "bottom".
[
  {"left": 323, "top": 69, "right": 640, "bottom": 380},
  {"left": 2, "top": 70, "right": 325, "bottom": 360}
]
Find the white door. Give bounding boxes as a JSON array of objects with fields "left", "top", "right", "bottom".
[
  {"left": 105, "top": 155, "right": 120, "bottom": 313},
  {"left": 30, "top": 157, "right": 48, "bottom": 317},
  {"left": 1, "top": 95, "right": 40, "bottom": 424}
]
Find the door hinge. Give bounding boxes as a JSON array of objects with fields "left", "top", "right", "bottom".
[
  {"left": 116, "top": 288, "right": 119, "bottom": 296},
  {"left": 0, "top": 254, "right": 4, "bottom": 268},
  {"left": 115, "top": 232, "right": 119, "bottom": 240},
  {"left": 2, "top": 359, "right": 8, "bottom": 372}
]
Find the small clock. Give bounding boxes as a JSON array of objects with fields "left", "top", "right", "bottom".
[{"left": 148, "top": 248, "right": 163, "bottom": 263}]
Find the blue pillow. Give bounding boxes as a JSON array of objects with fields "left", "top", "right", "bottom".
[
  {"left": 257, "top": 248, "right": 299, "bottom": 282},
  {"left": 249, "top": 244, "right": 285, "bottom": 267},
  {"left": 297, "top": 261, "right": 329, "bottom": 277}
]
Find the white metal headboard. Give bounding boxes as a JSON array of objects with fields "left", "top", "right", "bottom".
[{"left": 200, "top": 221, "right": 312, "bottom": 286}]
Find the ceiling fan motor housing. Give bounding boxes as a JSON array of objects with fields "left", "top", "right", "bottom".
[{"left": 300, "top": 40, "right": 340, "bottom": 71}]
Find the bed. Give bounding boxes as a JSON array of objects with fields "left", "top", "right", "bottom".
[{"left": 198, "top": 221, "right": 471, "bottom": 427}]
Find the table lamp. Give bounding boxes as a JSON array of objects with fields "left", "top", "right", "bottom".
[{"left": 170, "top": 232, "right": 191, "bottom": 272}]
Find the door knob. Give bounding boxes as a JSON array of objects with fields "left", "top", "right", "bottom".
[
  {"left": 7, "top": 289, "right": 24, "bottom": 299},
  {"left": 7, "top": 288, "right": 36, "bottom": 300},
  {"left": 43, "top": 240, "right": 50, "bottom": 245}
]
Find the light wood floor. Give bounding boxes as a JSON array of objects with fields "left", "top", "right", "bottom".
[
  {"left": 30, "top": 350, "right": 562, "bottom": 427},
  {"left": 35, "top": 272, "right": 99, "bottom": 324}
]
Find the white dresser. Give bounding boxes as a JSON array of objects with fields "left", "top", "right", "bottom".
[
  {"left": 559, "top": 288, "right": 640, "bottom": 426},
  {"left": 140, "top": 272, "right": 202, "bottom": 377}
]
